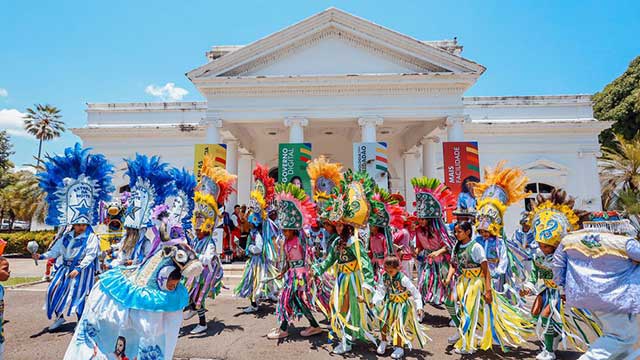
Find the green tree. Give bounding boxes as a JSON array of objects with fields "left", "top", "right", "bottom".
[
  {"left": 23, "top": 104, "right": 65, "bottom": 167},
  {"left": 600, "top": 133, "right": 640, "bottom": 209},
  {"left": 0, "top": 130, "right": 15, "bottom": 189},
  {"left": 593, "top": 56, "right": 640, "bottom": 148}
]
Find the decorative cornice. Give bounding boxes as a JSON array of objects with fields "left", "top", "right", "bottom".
[
  {"left": 86, "top": 102, "right": 206, "bottom": 113},
  {"left": 463, "top": 95, "right": 592, "bottom": 107},
  {"left": 187, "top": 8, "right": 484, "bottom": 80}
]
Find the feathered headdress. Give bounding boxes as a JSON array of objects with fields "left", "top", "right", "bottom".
[
  {"left": 168, "top": 168, "right": 197, "bottom": 230},
  {"left": 410, "top": 177, "right": 456, "bottom": 219},
  {"left": 274, "top": 183, "right": 317, "bottom": 230},
  {"left": 472, "top": 161, "right": 528, "bottom": 236},
  {"left": 38, "top": 143, "right": 114, "bottom": 226},
  {"left": 247, "top": 163, "right": 274, "bottom": 226},
  {"left": 528, "top": 189, "right": 586, "bottom": 247},
  {"left": 307, "top": 156, "right": 343, "bottom": 204},
  {"left": 123, "top": 154, "right": 176, "bottom": 229},
  {"left": 192, "top": 154, "right": 237, "bottom": 233},
  {"left": 319, "top": 169, "right": 374, "bottom": 227},
  {"left": 369, "top": 186, "right": 405, "bottom": 254}
]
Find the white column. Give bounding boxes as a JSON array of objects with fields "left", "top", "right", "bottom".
[
  {"left": 225, "top": 140, "right": 238, "bottom": 207},
  {"left": 403, "top": 150, "right": 420, "bottom": 213},
  {"left": 200, "top": 115, "right": 222, "bottom": 143},
  {"left": 446, "top": 115, "right": 466, "bottom": 142},
  {"left": 237, "top": 153, "right": 253, "bottom": 207},
  {"left": 421, "top": 136, "right": 440, "bottom": 178},
  {"left": 284, "top": 117, "right": 308, "bottom": 143},
  {"left": 358, "top": 116, "right": 383, "bottom": 143},
  {"left": 578, "top": 148, "right": 603, "bottom": 211}
]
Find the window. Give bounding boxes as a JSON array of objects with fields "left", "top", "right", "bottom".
[{"left": 524, "top": 182, "right": 555, "bottom": 211}]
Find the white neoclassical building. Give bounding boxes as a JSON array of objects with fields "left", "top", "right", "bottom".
[{"left": 73, "top": 8, "right": 609, "bottom": 234}]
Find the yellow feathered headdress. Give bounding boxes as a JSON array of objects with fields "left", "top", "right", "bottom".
[
  {"left": 192, "top": 155, "right": 237, "bottom": 232},
  {"left": 472, "top": 161, "right": 528, "bottom": 236},
  {"left": 307, "top": 156, "right": 343, "bottom": 204}
]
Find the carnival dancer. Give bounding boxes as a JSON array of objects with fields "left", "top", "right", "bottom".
[
  {"left": 369, "top": 187, "right": 405, "bottom": 280},
  {"left": 235, "top": 168, "right": 281, "bottom": 313},
  {"left": 184, "top": 157, "right": 235, "bottom": 334},
  {"left": 521, "top": 189, "right": 600, "bottom": 360},
  {"left": 509, "top": 211, "right": 537, "bottom": 274},
  {"left": 165, "top": 168, "right": 197, "bottom": 246},
  {"left": 393, "top": 216, "right": 415, "bottom": 278},
  {"left": 472, "top": 161, "right": 528, "bottom": 299},
  {"left": 553, "top": 212, "right": 640, "bottom": 360},
  {"left": 445, "top": 221, "right": 533, "bottom": 355},
  {"left": 411, "top": 177, "right": 456, "bottom": 306},
  {"left": 113, "top": 154, "right": 176, "bottom": 267},
  {"left": 63, "top": 237, "right": 203, "bottom": 359},
  {"left": 266, "top": 183, "right": 323, "bottom": 339},
  {"left": 311, "top": 170, "right": 377, "bottom": 354},
  {"left": 34, "top": 143, "right": 114, "bottom": 331},
  {"left": 373, "top": 255, "right": 429, "bottom": 359}
]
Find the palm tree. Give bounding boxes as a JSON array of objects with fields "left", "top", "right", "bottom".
[
  {"left": 23, "top": 104, "right": 65, "bottom": 167},
  {"left": 600, "top": 133, "right": 640, "bottom": 209},
  {"left": 11, "top": 171, "right": 47, "bottom": 225}
]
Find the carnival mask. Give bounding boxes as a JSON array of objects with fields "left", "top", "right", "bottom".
[
  {"left": 532, "top": 209, "right": 571, "bottom": 247},
  {"left": 58, "top": 174, "right": 97, "bottom": 225},
  {"left": 124, "top": 177, "right": 156, "bottom": 229}
]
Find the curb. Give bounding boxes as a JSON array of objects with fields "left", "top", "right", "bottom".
[{"left": 7, "top": 279, "right": 47, "bottom": 289}]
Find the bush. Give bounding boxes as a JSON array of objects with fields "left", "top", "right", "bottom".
[{"left": 0, "top": 230, "right": 57, "bottom": 255}]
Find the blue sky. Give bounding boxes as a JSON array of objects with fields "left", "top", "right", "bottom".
[{"left": 1, "top": 0, "right": 639, "bottom": 167}]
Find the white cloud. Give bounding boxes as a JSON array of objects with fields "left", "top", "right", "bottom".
[
  {"left": 0, "top": 88, "right": 7, "bottom": 97},
  {"left": 0, "top": 109, "right": 30, "bottom": 138},
  {"left": 145, "top": 82, "right": 188, "bottom": 101}
]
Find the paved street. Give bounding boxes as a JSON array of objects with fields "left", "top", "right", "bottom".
[{"left": 4, "top": 283, "right": 592, "bottom": 360}]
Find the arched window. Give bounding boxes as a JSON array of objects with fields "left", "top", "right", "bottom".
[{"left": 524, "top": 182, "right": 555, "bottom": 211}]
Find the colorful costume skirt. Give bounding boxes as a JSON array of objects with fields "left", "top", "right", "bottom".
[
  {"left": 234, "top": 254, "right": 281, "bottom": 302},
  {"left": 276, "top": 266, "right": 315, "bottom": 324},
  {"left": 532, "top": 282, "right": 602, "bottom": 352},
  {"left": 185, "top": 256, "right": 224, "bottom": 308},
  {"left": 64, "top": 269, "right": 188, "bottom": 360},
  {"left": 328, "top": 262, "right": 376, "bottom": 346},
  {"left": 46, "top": 261, "right": 97, "bottom": 319},
  {"left": 454, "top": 267, "right": 533, "bottom": 352},
  {"left": 417, "top": 252, "right": 450, "bottom": 306},
  {"left": 377, "top": 294, "right": 430, "bottom": 349}
]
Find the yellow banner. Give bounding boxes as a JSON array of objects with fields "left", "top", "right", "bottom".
[{"left": 194, "top": 144, "right": 227, "bottom": 182}]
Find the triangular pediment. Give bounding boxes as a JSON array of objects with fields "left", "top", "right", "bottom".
[
  {"left": 188, "top": 8, "right": 485, "bottom": 80},
  {"left": 522, "top": 159, "right": 569, "bottom": 173}
]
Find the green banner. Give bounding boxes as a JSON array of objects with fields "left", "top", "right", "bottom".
[{"left": 278, "top": 143, "right": 312, "bottom": 195}]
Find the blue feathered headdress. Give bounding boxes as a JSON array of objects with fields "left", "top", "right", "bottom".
[
  {"left": 169, "top": 167, "right": 196, "bottom": 230},
  {"left": 38, "top": 143, "right": 114, "bottom": 226},
  {"left": 123, "top": 154, "right": 176, "bottom": 229}
]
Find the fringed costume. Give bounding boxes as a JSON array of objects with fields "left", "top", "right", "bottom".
[
  {"left": 411, "top": 177, "right": 455, "bottom": 306},
  {"left": 449, "top": 238, "right": 533, "bottom": 354},
  {"left": 267, "top": 183, "right": 321, "bottom": 339},
  {"left": 369, "top": 187, "right": 405, "bottom": 279},
  {"left": 37, "top": 144, "right": 114, "bottom": 328},
  {"left": 472, "top": 161, "right": 528, "bottom": 301},
  {"left": 525, "top": 189, "right": 601, "bottom": 360},
  {"left": 184, "top": 157, "right": 235, "bottom": 333},
  {"left": 235, "top": 165, "right": 281, "bottom": 310},
  {"left": 312, "top": 170, "right": 377, "bottom": 354},
  {"left": 373, "top": 270, "right": 430, "bottom": 358}
]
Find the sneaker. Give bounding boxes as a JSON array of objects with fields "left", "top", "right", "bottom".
[
  {"left": 300, "top": 327, "right": 323, "bottom": 337},
  {"left": 447, "top": 332, "right": 461, "bottom": 345},
  {"left": 391, "top": 347, "right": 405, "bottom": 359},
  {"left": 377, "top": 341, "right": 388, "bottom": 355},
  {"left": 333, "top": 343, "right": 352, "bottom": 355},
  {"left": 454, "top": 348, "right": 474, "bottom": 355},
  {"left": 42, "top": 275, "right": 51, "bottom": 282},
  {"left": 243, "top": 305, "right": 258, "bottom": 314},
  {"left": 267, "top": 328, "right": 289, "bottom": 339},
  {"left": 49, "top": 317, "right": 66, "bottom": 331},
  {"left": 536, "top": 350, "right": 556, "bottom": 360},
  {"left": 190, "top": 324, "right": 207, "bottom": 334},
  {"left": 183, "top": 310, "right": 197, "bottom": 320}
]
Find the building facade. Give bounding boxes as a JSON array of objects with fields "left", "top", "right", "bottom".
[{"left": 73, "top": 8, "right": 609, "bottom": 234}]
